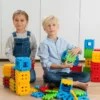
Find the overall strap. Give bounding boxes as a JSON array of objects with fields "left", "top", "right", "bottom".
[
  {"left": 12, "top": 32, "right": 17, "bottom": 37},
  {"left": 12, "top": 31, "right": 31, "bottom": 38},
  {"left": 27, "top": 31, "right": 31, "bottom": 37}
]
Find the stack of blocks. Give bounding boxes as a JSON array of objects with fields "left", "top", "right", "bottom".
[
  {"left": 2, "top": 57, "right": 31, "bottom": 95},
  {"left": 2, "top": 64, "right": 15, "bottom": 87},
  {"left": 91, "top": 49, "right": 100, "bottom": 82},
  {"left": 83, "top": 39, "right": 94, "bottom": 74},
  {"left": 14, "top": 57, "right": 31, "bottom": 95}
]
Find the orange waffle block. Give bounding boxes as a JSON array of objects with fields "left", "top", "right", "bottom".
[
  {"left": 2, "top": 64, "right": 15, "bottom": 77},
  {"left": 85, "top": 58, "right": 92, "bottom": 67},
  {"left": 92, "top": 51, "right": 100, "bottom": 63}
]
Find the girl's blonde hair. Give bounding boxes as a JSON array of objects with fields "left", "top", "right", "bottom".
[
  {"left": 13, "top": 10, "right": 29, "bottom": 21},
  {"left": 42, "top": 15, "right": 59, "bottom": 29}
]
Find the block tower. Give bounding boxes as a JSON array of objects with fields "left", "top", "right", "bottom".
[
  {"left": 2, "top": 57, "right": 31, "bottom": 95},
  {"left": 2, "top": 64, "right": 15, "bottom": 87},
  {"left": 14, "top": 57, "right": 31, "bottom": 95},
  {"left": 83, "top": 39, "right": 94, "bottom": 73},
  {"left": 91, "top": 49, "right": 100, "bottom": 82}
]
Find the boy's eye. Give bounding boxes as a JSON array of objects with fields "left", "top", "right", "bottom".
[
  {"left": 53, "top": 24, "right": 55, "bottom": 26},
  {"left": 48, "top": 25, "right": 51, "bottom": 27}
]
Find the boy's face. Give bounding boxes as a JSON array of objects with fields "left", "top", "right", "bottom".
[
  {"left": 13, "top": 14, "right": 28, "bottom": 32},
  {"left": 44, "top": 20, "right": 59, "bottom": 36}
]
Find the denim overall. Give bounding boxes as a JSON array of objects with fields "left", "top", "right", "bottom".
[{"left": 12, "top": 31, "right": 36, "bottom": 83}]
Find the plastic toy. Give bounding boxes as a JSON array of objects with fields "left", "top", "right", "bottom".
[
  {"left": 61, "top": 50, "right": 79, "bottom": 66},
  {"left": 31, "top": 92, "right": 44, "bottom": 98}
]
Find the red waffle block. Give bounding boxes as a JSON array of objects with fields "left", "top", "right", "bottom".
[
  {"left": 31, "top": 60, "right": 35, "bottom": 70},
  {"left": 11, "top": 68, "right": 15, "bottom": 79},
  {"left": 3, "top": 77, "right": 10, "bottom": 87},
  {"left": 40, "top": 86, "right": 49, "bottom": 93},
  {"left": 70, "top": 65, "right": 82, "bottom": 72},
  {"left": 94, "top": 49, "right": 100, "bottom": 51},
  {"left": 91, "top": 62, "right": 100, "bottom": 74},
  {"left": 91, "top": 74, "right": 100, "bottom": 82}
]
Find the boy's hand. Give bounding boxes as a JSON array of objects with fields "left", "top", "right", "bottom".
[
  {"left": 62, "top": 62, "right": 73, "bottom": 68},
  {"left": 68, "top": 47, "right": 81, "bottom": 56}
]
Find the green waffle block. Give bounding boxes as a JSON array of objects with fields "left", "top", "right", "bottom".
[
  {"left": 42, "top": 92, "right": 57, "bottom": 100},
  {"left": 84, "top": 49, "right": 93, "bottom": 58},
  {"left": 73, "top": 88, "right": 87, "bottom": 97},
  {"left": 83, "top": 66, "right": 90, "bottom": 73},
  {"left": 67, "top": 53, "right": 76, "bottom": 63},
  {"left": 46, "top": 90, "right": 58, "bottom": 93}
]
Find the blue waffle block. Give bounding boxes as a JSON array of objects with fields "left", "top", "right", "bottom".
[
  {"left": 84, "top": 39, "right": 94, "bottom": 49},
  {"left": 31, "top": 92, "right": 44, "bottom": 98},
  {"left": 78, "top": 96, "right": 90, "bottom": 100},
  {"left": 15, "top": 57, "right": 31, "bottom": 71}
]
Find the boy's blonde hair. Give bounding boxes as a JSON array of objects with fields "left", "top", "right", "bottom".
[
  {"left": 13, "top": 10, "right": 29, "bottom": 21},
  {"left": 42, "top": 15, "right": 59, "bottom": 29}
]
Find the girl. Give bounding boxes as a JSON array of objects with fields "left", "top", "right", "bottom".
[{"left": 5, "top": 10, "right": 37, "bottom": 83}]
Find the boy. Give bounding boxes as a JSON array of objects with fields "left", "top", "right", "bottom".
[{"left": 38, "top": 15, "right": 90, "bottom": 90}]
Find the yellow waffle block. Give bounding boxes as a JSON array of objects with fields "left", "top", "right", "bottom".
[
  {"left": 16, "top": 82, "right": 30, "bottom": 96},
  {"left": 15, "top": 70, "right": 30, "bottom": 83},
  {"left": 70, "top": 90, "right": 78, "bottom": 100},
  {"left": 9, "top": 78, "right": 16, "bottom": 92},
  {"left": 85, "top": 58, "right": 92, "bottom": 67},
  {"left": 2, "top": 64, "right": 15, "bottom": 77},
  {"left": 92, "top": 51, "right": 100, "bottom": 63},
  {"left": 61, "top": 79, "right": 73, "bottom": 85},
  {"left": 30, "top": 88, "right": 38, "bottom": 93}
]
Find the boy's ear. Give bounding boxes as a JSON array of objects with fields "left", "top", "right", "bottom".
[
  {"left": 44, "top": 28, "right": 46, "bottom": 31},
  {"left": 58, "top": 24, "right": 59, "bottom": 28},
  {"left": 58, "top": 25, "right": 59, "bottom": 29}
]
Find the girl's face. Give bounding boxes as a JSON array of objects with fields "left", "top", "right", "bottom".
[
  {"left": 13, "top": 14, "right": 28, "bottom": 32},
  {"left": 44, "top": 20, "right": 59, "bottom": 36}
]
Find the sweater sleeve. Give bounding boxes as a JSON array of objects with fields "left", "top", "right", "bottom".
[
  {"left": 37, "top": 42, "right": 52, "bottom": 69},
  {"left": 30, "top": 33, "right": 37, "bottom": 60},
  {"left": 5, "top": 36, "right": 15, "bottom": 63}
]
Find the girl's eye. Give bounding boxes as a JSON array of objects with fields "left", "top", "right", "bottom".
[
  {"left": 21, "top": 20, "right": 24, "bottom": 22},
  {"left": 15, "top": 19, "right": 18, "bottom": 22}
]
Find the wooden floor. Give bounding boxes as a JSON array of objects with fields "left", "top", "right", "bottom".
[{"left": 0, "top": 61, "right": 100, "bottom": 100}]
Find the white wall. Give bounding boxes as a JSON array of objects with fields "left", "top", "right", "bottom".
[
  {"left": 79, "top": 0, "right": 100, "bottom": 60},
  {"left": 0, "top": 0, "right": 1, "bottom": 58},
  {"left": 41, "top": 0, "right": 80, "bottom": 47},
  {"left": 1, "top": 0, "right": 100, "bottom": 60},
  {"left": 1, "top": 0, "right": 40, "bottom": 59}
]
